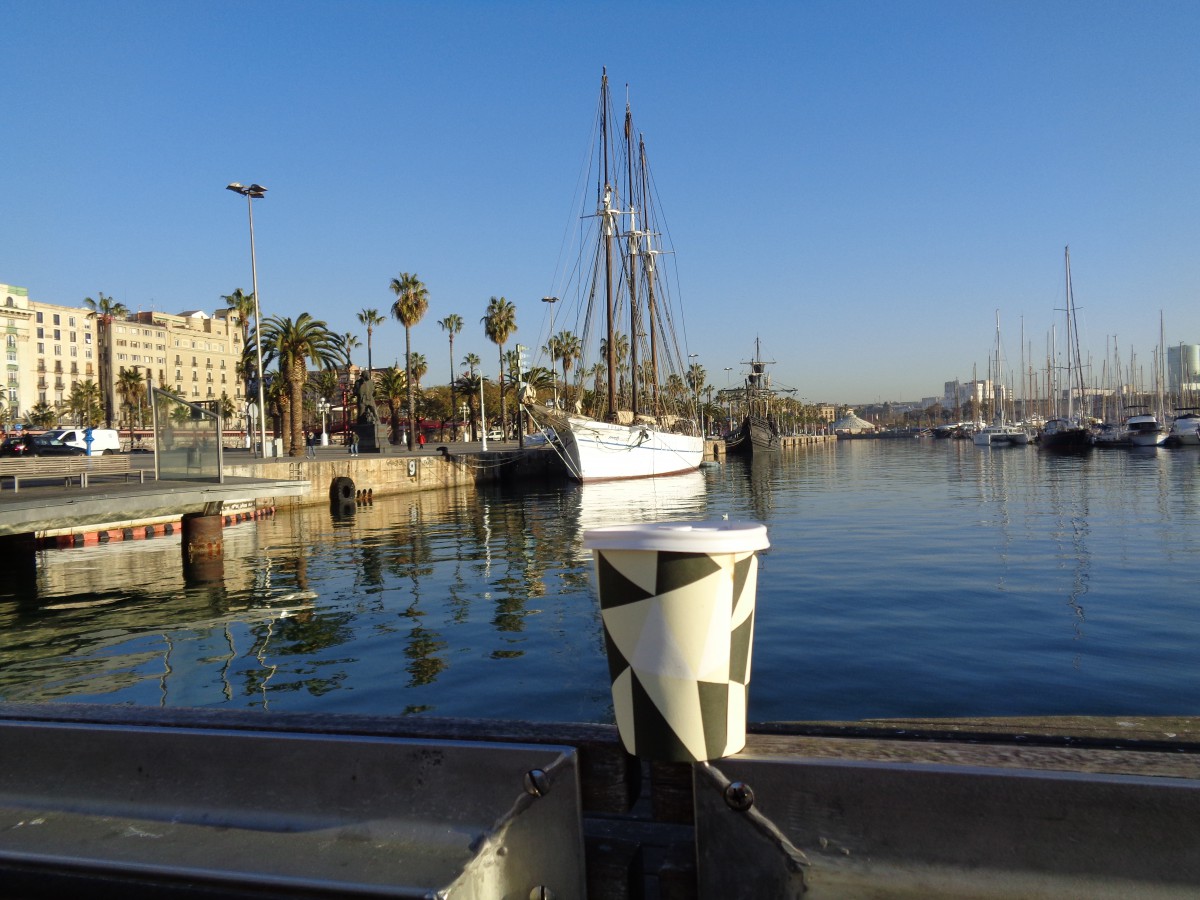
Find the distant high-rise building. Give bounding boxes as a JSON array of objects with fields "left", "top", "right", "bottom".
[{"left": 1167, "top": 344, "right": 1200, "bottom": 398}]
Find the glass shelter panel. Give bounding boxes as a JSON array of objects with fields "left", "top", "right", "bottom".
[{"left": 151, "top": 387, "right": 224, "bottom": 482}]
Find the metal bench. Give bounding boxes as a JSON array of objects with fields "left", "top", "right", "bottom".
[{"left": 0, "top": 455, "right": 145, "bottom": 492}]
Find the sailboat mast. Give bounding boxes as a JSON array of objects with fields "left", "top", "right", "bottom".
[
  {"left": 639, "top": 134, "right": 661, "bottom": 417},
  {"left": 600, "top": 71, "right": 618, "bottom": 421},
  {"left": 1064, "top": 247, "right": 1074, "bottom": 420},
  {"left": 625, "top": 101, "right": 640, "bottom": 420}
]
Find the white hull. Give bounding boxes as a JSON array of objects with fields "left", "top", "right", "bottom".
[
  {"left": 973, "top": 425, "right": 1030, "bottom": 446},
  {"left": 1169, "top": 415, "right": 1200, "bottom": 445},
  {"left": 1125, "top": 414, "right": 1166, "bottom": 447},
  {"left": 557, "top": 416, "right": 704, "bottom": 482},
  {"left": 1128, "top": 431, "right": 1168, "bottom": 447}
]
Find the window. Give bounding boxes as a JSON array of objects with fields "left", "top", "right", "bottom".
[
  {"left": 37, "top": 342, "right": 44, "bottom": 354},
  {"left": 69, "top": 316, "right": 76, "bottom": 327},
  {"left": 36, "top": 312, "right": 43, "bottom": 323},
  {"left": 53, "top": 345, "right": 62, "bottom": 356},
  {"left": 53, "top": 329, "right": 60, "bottom": 341},
  {"left": 70, "top": 346, "right": 77, "bottom": 357},
  {"left": 52, "top": 314, "right": 60, "bottom": 325},
  {"left": 69, "top": 332, "right": 76, "bottom": 343},
  {"left": 4, "top": 335, "right": 13, "bottom": 348},
  {"left": 36, "top": 327, "right": 44, "bottom": 339},
  {"left": 85, "top": 333, "right": 92, "bottom": 344},
  {"left": 85, "top": 349, "right": 92, "bottom": 359}
]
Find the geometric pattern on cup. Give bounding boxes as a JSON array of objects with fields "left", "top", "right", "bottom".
[{"left": 597, "top": 548, "right": 760, "bottom": 762}]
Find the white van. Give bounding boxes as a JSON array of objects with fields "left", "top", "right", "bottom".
[{"left": 45, "top": 428, "right": 122, "bottom": 455}]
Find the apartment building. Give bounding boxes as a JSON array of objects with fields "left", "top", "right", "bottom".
[{"left": 2, "top": 283, "right": 245, "bottom": 424}]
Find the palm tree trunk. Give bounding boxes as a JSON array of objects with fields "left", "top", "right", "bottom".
[
  {"left": 289, "top": 359, "right": 306, "bottom": 456},
  {"left": 405, "top": 326, "right": 415, "bottom": 450},
  {"left": 498, "top": 345, "right": 506, "bottom": 438}
]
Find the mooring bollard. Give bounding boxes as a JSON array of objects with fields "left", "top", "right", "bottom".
[
  {"left": 180, "top": 511, "right": 224, "bottom": 582},
  {"left": 583, "top": 521, "right": 769, "bottom": 763}
]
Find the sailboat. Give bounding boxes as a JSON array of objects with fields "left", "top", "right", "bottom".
[
  {"left": 724, "top": 338, "right": 782, "bottom": 457},
  {"left": 1039, "top": 246, "right": 1093, "bottom": 453},
  {"left": 534, "top": 70, "right": 704, "bottom": 483},
  {"left": 973, "top": 311, "right": 1030, "bottom": 447}
]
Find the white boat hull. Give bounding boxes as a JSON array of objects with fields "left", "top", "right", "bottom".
[
  {"left": 1169, "top": 416, "right": 1200, "bottom": 445},
  {"left": 557, "top": 416, "right": 704, "bottom": 482},
  {"left": 973, "top": 425, "right": 1030, "bottom": 446},
  {"left": 1128, "top": 431, "right": 1168, "bottom": 447}
]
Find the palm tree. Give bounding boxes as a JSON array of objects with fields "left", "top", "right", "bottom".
[
  {"left": 338, "top": 332, "right": 361, "bottom": 370},
  {"left": 116, "top": 367, "right": 146, "bottom": 448},
  {"left": 462, "top": 352, "right": 481, "bottom": 376},
  {"left": 547, "top": 330, "right": 582, "bottom": 411},
  {"left": 438, "top": 314, "right": 463, "bottom": 439},
  {"left": 407, "top": 352, "right": 428, "bottom": 391},
  {"left": 67, "top": 379, "right": 102, "bottom": 427},
  {"left": 261, "top": 313, "right": 340, "bottom": 456},
  {"left": 27, "top": 401, "right": 58, "bottom": 430},
  {"left": 376, "top": 366, "right": 407, "bottom": 444},
  {"left": 481, "top": 296, "right": 517, "bottom": 437},
  {"left": 83, "top": 293, "right": 128, "bottom": 429},
  {"left": 222, "top": 288, "right": 257, "bottom": 400},
  {"left": 455, "top": 371, "right": 481, "bottom": 441},
  {"left": 389, "top": 273, "right": 429, "bottom": 451},
  {"left": 352, "top": 309, "right": 381, "bottom": 374}
]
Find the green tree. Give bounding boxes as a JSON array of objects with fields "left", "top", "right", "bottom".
[
  {"left": 377, "top": 366, "right": 407, "bottom": 444},
  {"left": 338, "top": 332, "right": 361, "bottom": 370},
  {"left": 357, "top": 308, "right": 385, "bottom": 376},
  {"left": 482, "top": 296, "right": 517, "bottom": 436},
  {"left": 261, "top": 313, "right": 340, "bottom": 456},
  {"left": 83, "top": 293, "right": 128, "bottom": 429},
  {"left": 438, "top": 314, "right": 463, "bottom": 439},
  {"left": 67, "top": 379, "right": 102, "bottom": 427},
  {"left": 389, "top": 273, "right": 429, "bottom": 451},
  {"left": 116, "top": 367, "right": 146, "bottom": 448},
  {"left": 455, "top": 371, "right": 481, "bottom": 441},
  {"left": 546, "top": 330, "right": 581, "bottom": 410},
  {"left": 222, "top": 288, "right": 257, "bottom": 401},
  {"left": 27, "top": 401, "right": 58, "bottom": 430}
]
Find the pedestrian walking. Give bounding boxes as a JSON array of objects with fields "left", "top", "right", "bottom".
[
  {"left": 349, "top": 430, "right": 359, "bottom": 456},
  {"left": 305, "top": 431, "right": 316, "bottom": 458}
]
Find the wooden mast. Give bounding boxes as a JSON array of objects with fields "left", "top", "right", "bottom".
[
  {"left": 601, "top": 71, "right": 618, "bottom": 422},
  {"left": 625, "top": 99, "right": 640, "bottom": 420}
]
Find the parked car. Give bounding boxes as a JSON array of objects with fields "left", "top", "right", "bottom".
[
  {"left": 44, "top": 427, "right": 122, "bottom": 455},
  {"left": 0, "top": 435, "right": 87, "bottom": 457},
  {"left": 486, "top": 429, "right": 504, "bottom": 441}
]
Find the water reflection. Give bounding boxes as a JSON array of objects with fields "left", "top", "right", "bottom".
[{"left": 3, "top": 442, "right": 1200, "bottom": 722}]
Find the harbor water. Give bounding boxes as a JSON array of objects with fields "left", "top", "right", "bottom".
[{"left": 3, "top": 439, "right": 1199, "bottom": 723}]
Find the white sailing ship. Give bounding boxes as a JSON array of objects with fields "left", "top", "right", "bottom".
[{"left": 535, "top": 70, "right": 704, "bottom": 482}]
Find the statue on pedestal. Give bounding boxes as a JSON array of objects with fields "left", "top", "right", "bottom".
[
  {"left": 353, "top": 373, "right": 387, "bottom": 454},
  {"left": 355, "top": 374, "right": 379, "bottom": 425}
]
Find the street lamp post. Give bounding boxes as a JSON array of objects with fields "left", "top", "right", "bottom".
[
  {"left": 318, "top": 398, "right": 331, "bottom": 445},
  {"left": 226, "top": 182, "right": 269, "bottom": 459},
  {"left": 542, "top": 296, "right": 559, "bottom": 410},
  {"left": 459, "top": 402, "right": 468, "bottom": 442}
]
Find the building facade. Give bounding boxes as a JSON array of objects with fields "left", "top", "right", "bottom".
[{"left": 2, "top": 283, "right": 245, "bottom": 428}]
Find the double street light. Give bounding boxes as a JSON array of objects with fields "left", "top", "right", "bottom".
[
  {"left": 226, "top": 182, "right": 270, "bottom": 459},
  {"left": 542, "top": 296, "right": 559, "bottom": 409}
]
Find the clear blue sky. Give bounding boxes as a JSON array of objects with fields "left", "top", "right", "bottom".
[{"left": 4, "top": 1, "right": 1198, "bottom": 404}]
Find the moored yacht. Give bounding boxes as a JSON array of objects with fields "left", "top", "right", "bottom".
[{"left": 1168, "top": 409, "right": 1200, "bottom": 446}]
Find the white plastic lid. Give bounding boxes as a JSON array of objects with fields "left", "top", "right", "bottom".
[{"left": 583, "top": 520, "right": 769, "bottom": 554}]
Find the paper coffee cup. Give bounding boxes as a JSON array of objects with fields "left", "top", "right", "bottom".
[{"left": 583, "top": 521, "right": 769, "bottom": 762}]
